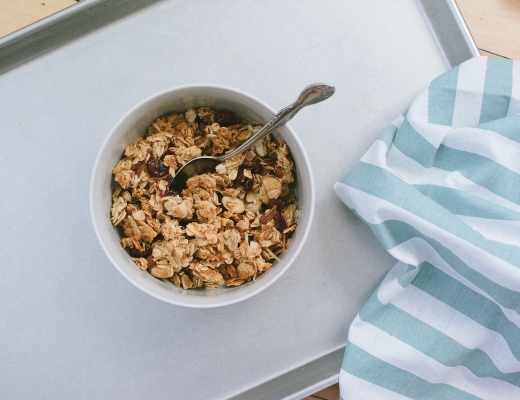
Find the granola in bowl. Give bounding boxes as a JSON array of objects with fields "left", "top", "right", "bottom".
[{"left": 111, "top": 107, "right": 299, "bottom": 290}]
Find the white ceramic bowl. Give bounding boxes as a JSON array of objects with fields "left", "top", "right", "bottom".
[{"left": 90, "top": 85, "right": 315, "bottom": 307}]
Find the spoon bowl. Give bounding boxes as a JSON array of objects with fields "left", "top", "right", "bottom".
[{"left": 170, "top": 156, "right": 221, "bottom": 192}]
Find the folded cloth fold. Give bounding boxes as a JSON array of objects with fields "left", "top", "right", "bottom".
[{"left": 334, "top": 56, "right": 520, "bottom": 399}]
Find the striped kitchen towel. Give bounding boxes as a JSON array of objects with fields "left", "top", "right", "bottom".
[{"left": 334, "top": 56, "right": 520, "bottom": 399}]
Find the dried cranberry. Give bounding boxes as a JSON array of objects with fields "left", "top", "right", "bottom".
[
  {"left": 147, "top": 159, "right": 168, "bottom": 177},
  {"left": 216, "top": 109, "right": 238, "bottom": 127},
  {"left": 273, "top": 211, "right": 287, "bottom": 231},
  {"left": 178, "top": 219, "right": 190, "bottom": 227},
  {"left": 233, "top": 167, "right": 253, "bottom": 191},
  {"left": 201, "top": 115, "right": 213, "bottom": 125},
  {"left": 146, "top": 255, "right": 156, "bottom": 270},
  {"left": 162, "top": 189, "right": 179, "bottom": 197},
  {"left": 235, "top": 175, "right": 253, "bottom": 191},
  {"left": 267, "top": 198, "right": 286, "bottom": 210},
  {"left": 130, "top": 248, "right": 152, "bottom": 258},
  {"left": 249, "top": 160, "right": 262, "bottom": 174}
]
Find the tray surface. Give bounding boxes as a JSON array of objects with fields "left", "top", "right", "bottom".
[{"left": 0, "top": 0, "right": 471, "bottom": 398}]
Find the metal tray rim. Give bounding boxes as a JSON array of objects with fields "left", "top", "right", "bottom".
[{"left": 0, "top": 0, "right": 166, "bottom": 75}]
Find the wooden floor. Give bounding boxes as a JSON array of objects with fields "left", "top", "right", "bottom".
[
  {"left": 1, "top": 0, "right": 518, "bottom": 399},
  {"left": 0, "top": 0, "right": 77, "bottom": 38}
]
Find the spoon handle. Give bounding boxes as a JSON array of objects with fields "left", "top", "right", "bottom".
[{"left": 217, "top": 83, "right": 335, "bottom": 162}]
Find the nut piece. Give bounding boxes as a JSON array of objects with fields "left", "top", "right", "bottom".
[
  {"left": 237, "top": 262, "right": 257, "bottom": 279},
  {"left": 181, "top": 274, "right": 193, "bottom": 289},
  {"left": 191, "top": 263, "right": 224, "bottom": 283},
  {"left": 133, "top": 257, "right": 148, "bottom": 271},
  {"left": 226, "top": 278, "right": 246, "bottom": 286},
  {"left": 222, "top": 196, "right": 245, "bottom": 214},
  {"left": 185, "top": 108, "right": 197, "bottom": 123},
  {"left": 149, "top": 264, "right": 174, "bottom": 279},
  {"left": 171, "top": 274, "right": 181, "bottom": 287},
  {"left": 260, "top": 177, "right": 282, "bottom": 202},
  {"left": 171, "top": 203, "right": 188, "bottom": 219}
]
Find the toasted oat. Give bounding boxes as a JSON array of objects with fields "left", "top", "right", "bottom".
[{"left": 111, "top": 107, "right": 298, "bottom": 289}]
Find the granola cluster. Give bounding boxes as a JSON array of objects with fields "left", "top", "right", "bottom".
[{"left": 111, "top": 107, "right": 298, "bottom": 289}]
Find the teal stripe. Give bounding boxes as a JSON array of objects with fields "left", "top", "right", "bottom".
[
  {"left": 391, "top": 122, "right": 520, "bottom": 205},
  {"left": 397, "top": 264, "right": 418, "bottom": 287},
  {"left": 342, "top": 342, "right": 481, "bottom": 399},
  {"left": 476, "top": 114, "right": 520, "bottom": 144},
  {"left": 428, "top": 65, "right": 460, "bottom": 126},
  {"left": 341, "top": 162, "right": 520, "bottom": 267},
  {"left": 413, "top": 262, "right": 520, "bottom": 361},
  {"left": 393, "top": 117, "right": 437, "bottom": 167},
  {"left": 434, "top": 145, "right": 520, "bottom": 205},
  {"left": 414, "top": 184, "right": 520, "bottom": 220},
  {"left": 378, "top": 124, "right": 398, "bottom": 149},
  {"left": 480, "top": 58, "right": 513, "bottom": 124},
  {"left": 356, "top": 289, "right": 520, "bottom": 387},
  {"left": 345, "top": 208, "right": 520, "bottom": 312}
]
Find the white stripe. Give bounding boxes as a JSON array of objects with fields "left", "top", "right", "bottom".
[
  {"left": 349, "top": 316, "right": 520, "bottom": 400},
  {"left": 377, "top": 261, "right": 520, "bottom": 374},
  {"left": 387, "top": 239, "right": 520, "bottom": 328},
  {"left": 361, "top": 140, "right": 390, "bottom": 167},
  {"left": 459, "top": 216, "right": 520, "bottom": 247},
  {"left": 381, "top": 143, "right": 520, "bottom": 214},
  {"left": 442, "top": 127, "right": 520, "bottom": 175},
  {"left": 333, "top": 183, "right": 520, "bottom": 292},
  {"left": 339, "top": 369, "right": 411, "bottom": 400},
  {"left": 452, "top": 57, "right": 487, "bottom": 128},
  {"left": 507, "top": 60, "right": 520, "bottom": 117},
  {"left": 377, "top": 260, "right": 413, "bottom": 296}
]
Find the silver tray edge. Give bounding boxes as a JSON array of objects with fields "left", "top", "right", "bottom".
[
  {"left": 228, "top": 346, "right": 345, "bottom": 400},
  {"left": 0, "top": 0, "right": 166, "bottom": 75},
  {"left": 416, "top": 0, "right": 480, "bottom": 68}
]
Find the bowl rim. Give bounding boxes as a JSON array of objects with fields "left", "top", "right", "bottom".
[{"left": 89, "top": 84, "right": 315, "bottom": 307}]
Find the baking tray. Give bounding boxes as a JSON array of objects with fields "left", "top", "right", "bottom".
[
  {"left": 0, "top": 1, "right": 477, "bottom": 399},
  {"left": 0, "top": 0, "right": 478, "bottom": 75}
]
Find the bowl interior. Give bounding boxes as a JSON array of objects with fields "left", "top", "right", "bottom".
[{"left": 90, "top": 86, "right": 314, "bottom": 307}]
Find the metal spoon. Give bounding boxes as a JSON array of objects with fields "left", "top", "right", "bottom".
[{"left": 169, "top": 83, "right": 335, "bottom": 192}]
